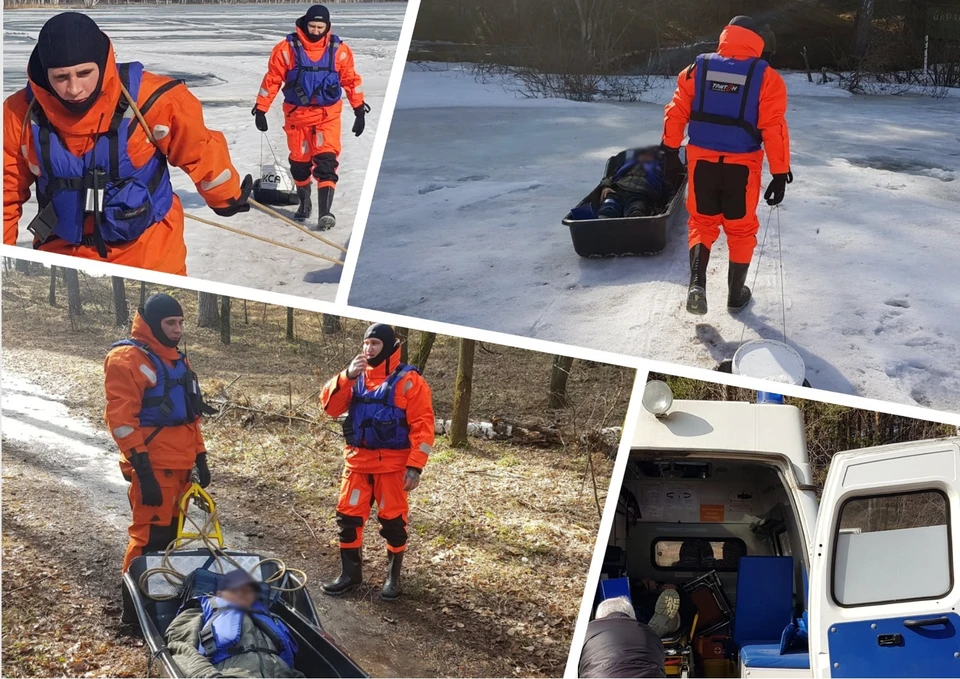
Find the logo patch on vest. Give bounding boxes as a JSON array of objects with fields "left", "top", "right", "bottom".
[{"left": 710, "top": 82, "right": 741, "bottom": 93}]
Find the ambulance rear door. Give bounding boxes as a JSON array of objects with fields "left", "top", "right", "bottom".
[{"left": 808, "top": 437, "right": 960, "bottom": 678}]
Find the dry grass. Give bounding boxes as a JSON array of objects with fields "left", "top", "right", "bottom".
[{"left": 2, "top": 263, "right": 627, "bottom": 677}]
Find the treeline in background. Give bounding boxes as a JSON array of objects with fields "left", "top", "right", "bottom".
[
  {"left": 650, "top": 371, "right": 957, "bottom": 489},
  {"left": 411, "top": 0, "right": 960, "bottom": 96}
]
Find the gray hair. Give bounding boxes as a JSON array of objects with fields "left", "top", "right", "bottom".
[{"left": 596, "top": 596, "right": 636, "bottom": 620}]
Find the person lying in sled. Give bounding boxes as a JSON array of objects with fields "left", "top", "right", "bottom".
[
  {"left": 597, "top": 147, "right": 673, "bottom": 219},
  {"left": 2, "top": 12, "right": 252, "bottom": 275},
  {"left": 166, "top": 569, "right": 304, "bottom": 678}
]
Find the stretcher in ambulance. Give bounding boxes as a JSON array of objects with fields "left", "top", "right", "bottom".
[{"left": 600, "top": 381, "right": 959, "bottom": 678}]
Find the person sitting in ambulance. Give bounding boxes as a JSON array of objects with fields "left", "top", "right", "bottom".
[
  {"left": 318, "top": 323, "right": 435, "bottom": 600},
  {"left": 662, "top": 15, "right": 792, "bottom": 316},
  {"left": 165, "top": 569, "right": 304, "bottom": 678},
  {"left": 597, "top": 147, "right": 672, "bottom": 219},
  {"left": 3, "top": 12, "right": 252, "bottom": 275},
  {"left": 252, "top": 4, "right": 368, "bottom": 231},
  {"left": 579, "top": 596, "right": 666, "bottom": 678}
]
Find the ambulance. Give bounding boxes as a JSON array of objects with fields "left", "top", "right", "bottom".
[{"left": 599, "top": 380, "right": 959, "bottom": 678}]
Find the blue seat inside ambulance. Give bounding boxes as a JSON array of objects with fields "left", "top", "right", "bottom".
[{"left": 734, "top": 556, "right": 810, "bottom": 670}]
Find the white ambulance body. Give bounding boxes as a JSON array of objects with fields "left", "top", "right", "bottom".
[{"left": 608, "top": 384, "right": 959, "bottom": 678}]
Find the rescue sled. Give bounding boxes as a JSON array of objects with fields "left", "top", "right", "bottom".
[
  {"left": 123, "top": 548, "right": 367, "bottom": 677},
  {"left": 562, "top": 148, "right": 686, "bottom": 258},
  {"left": 253, "top": 163, "right": 300, "bottom": 206}
]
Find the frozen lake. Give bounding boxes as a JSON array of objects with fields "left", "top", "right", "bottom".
[
  {"left": 4, "top": 3, "right": 405, "bottom": 300},
  {"left": 349, "top": 64, "right": 960, "bottom": 412}
]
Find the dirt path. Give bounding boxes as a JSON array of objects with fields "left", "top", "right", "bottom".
[{"left": 2, "top": 364, "right": 600, "bottom": 677}]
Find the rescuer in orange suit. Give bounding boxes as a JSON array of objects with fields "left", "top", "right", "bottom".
[
  {"left": 104, "top": 294, "right": 212, "bottom": 620},
  {"left": 2, "top": 12, "right": 252, "bottom": 275},
  {"left": 662, "top": 16, "right": 792, "bottom": 316},
  {"left": 319, "top": 324, "right": 435, "bottom": 600},
  {"left": 252, "top": 4, "right": 368, "bottom": 231}
]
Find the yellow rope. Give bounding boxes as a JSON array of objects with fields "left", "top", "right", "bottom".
[
  {"left": 249, "top": 198, "right": 348, "bottom": 254},
  {"left": 183, "top": 212, "right": 343, "bottom": 266}
]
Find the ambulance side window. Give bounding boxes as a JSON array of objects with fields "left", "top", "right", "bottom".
[{"left": 832, "top": 489, "right": 952, "bottom": 606}]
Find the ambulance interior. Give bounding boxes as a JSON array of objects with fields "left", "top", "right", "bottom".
[{"left": 600, "top": 455, "right": 810, "bottom": 677}]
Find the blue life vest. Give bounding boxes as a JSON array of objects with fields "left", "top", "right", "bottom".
[
  {"left": 25, "top": 62, "right": 175, "bottom": 254},
  {"left": 197, "top": 596, "right": 297, "bottom": 669},
  {"left": 346, "top": 365, "right": 417, "bottom": 450},
  {"left": 110, "top": 339, "right": 197, "bottom": 428},
  {"left": 611, "top": 154, "right": 665, "bottom": 197},
  {"left": 688, "top": 53, "right": 767, "bottom": 154},
  {"left": 282, "top": 34, "right": 343, "bottom": 107}
]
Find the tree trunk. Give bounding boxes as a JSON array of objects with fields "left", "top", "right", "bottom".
[
  {"left": 64, "top": 268, "right": 82, "bottom": 330},
  {"left": 243, "top": 299, "right": 248, "bottom": 324},
  {"left": 412, "top": 332, "right": 437, "bottom": 373},
  {"left": 15, "top": 259, "right": 31, "bottom": 275},
  {"left": 548, "top": 355, "right": 575, "bottom": 408},
  {"left": 396, "top": 327, "right": 409, "bottom": 363},
  {"left": 854, "top": 0, "right": 875, "bottom": 58},
  {"left": 112, "top": 277, "right": 129, "bottom": 326},
  {"left": 220, "top": 296, "right": 231, "bottom": 345},
  {"left": 322, "top": 314, "right": 341, "bottom": 335},
  {"left": 197, "top": 292, "right": 220, "bottom": 328},
  {"left": 48, "top": 266, "right": 57, "bottom": 306},
  {"left": 286, "top": 307, "right": 295, "bottom": 341},
  {"left": 139, "top": 281, "right": 147, "bottom": 308},
  {"left": 449, "top": 339, "right": 476, "bottom": 448}
]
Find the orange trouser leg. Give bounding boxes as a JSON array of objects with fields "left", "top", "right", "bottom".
[
  {"left": 723, "top": 163, "right": 763, "bottom": 264},
  {"left": 373, "top": 470, "right": 410, "bottom": 554},
  {"left": 123, "top": 469, "right": 192, "bottom": 573},
  {"left": 284, "top": 110, "right": 342, "bottom": 189},
  {"left": 685, "top": 157, "right": 722, "bottom": 251},
  {"left": 335, "top": 469, "right": 374, "bottom": 549}
]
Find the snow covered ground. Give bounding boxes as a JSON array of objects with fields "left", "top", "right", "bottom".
[
  {"left": 350, "top": 63, "right": 960, "bottom": 411},
  {"left": 3, "top": 3, "right": 404, "bottom": 301}
]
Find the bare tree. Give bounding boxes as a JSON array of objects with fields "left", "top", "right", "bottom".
[
  {"left": 64, "top": 268, "right": 82, "bottom": 330},
  {"left": 412, "top": 332, "right": 437, "bottom": 373},
  {"left": 395, "top": 327, "right": 409, "bottom": 363},
  {"left": 112, "top": 277, "right": 129, "bottom": 326},
  {"left": 548, "top": 355, "right": 575, "bottom": 408},
  {"left": 48, "top": 266, "right": 57, "bottom": 307},
  {"left": 854, "top": 0, "right": 876, "bottom": 58},
  {"left": 449, "top": 338, "right": 476, "bottom": 448},
  {"left": 220, "top": 296, "right": 231, "bottom": 345},
  {"left": 286, "top": 307, "right": 295, "bottom": 341},
  {"left": 197, "top": 292, "right": 219, "bottom": 328},
  {"left": 139, "top": 281, "right": 147, "bottom": 308},
  {"left": 322, "top": 314, "right": 341, "bottom": 335}
]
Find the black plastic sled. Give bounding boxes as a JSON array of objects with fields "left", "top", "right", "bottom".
[
  {"left": 123, "top": 549, "right": 367, "bottom": 678},
  {"left": 562, "top": 149, "right": 686, "bottom": 258},
  {"left": 253, "top": 178, "right": 300, "bottom": 206}
]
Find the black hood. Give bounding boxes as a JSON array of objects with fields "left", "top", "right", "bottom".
[
  {"left": 363, "top": 323, "right": 397, "bottom": 367},
  {"left": 28, "top": 12, "right": 110, "bottom": 116},
  {"left": 141, "top": 293, "right": 184, "bottom": 348},
  {"left": 296, "top": 4, "right": 332, "bottom": 43}
]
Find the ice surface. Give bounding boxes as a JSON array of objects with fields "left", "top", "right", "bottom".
[
  {"left": 3, "top": 4, "right": 404, "bottom": 300},
  {"left": 351, "top": 64, "right": 960, "bottom": 411}
]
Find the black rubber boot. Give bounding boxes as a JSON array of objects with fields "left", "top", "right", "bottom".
[
  {"left": 321, "top": 548, "right": 362, "bottom": 595},
  {"left": 293, "top": 185, "right": 312, "bottom": 222},
  {"left": 316, "top": 186, "right": 336, "bottom": 231},
  {"left": 381, "top": 550, "right": 404, "bottom": 601},
  {"left": 686, "top": 244, "right": 710, "bottom": 315},
  {"left": 727, "top": 262, "right": 753, "bottom": 313},
  {"left": 120, "top": 583, "right": 138, "bottom": 627}
]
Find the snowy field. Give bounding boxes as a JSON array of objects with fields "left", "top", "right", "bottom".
[
  {"left": 350, "top": 64, "right": 960, "bottom": 411},
  {"left": 3, "top": 3, "right": 404, "bottom": 300}
]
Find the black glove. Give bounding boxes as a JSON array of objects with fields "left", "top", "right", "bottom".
[
  {"left": 130, "top": 451, "right": 164, "bottom": 507},
  {"left": 194, "top": 452, "right": 212, "bottom": 488},
  {"left": 212, "top": 174, "right": 253, "bottom": 217},
  {"left": 764, "top": 170, "right": 794, "bottom": 206},
  {"left": 252, "top": 105, "right": 268, "bottom": 132},
  {"left": 352, "top": 102, "right": 371, "bottom": 137},
  {"left": 661, "top": 143, "right": 684, "bottom": 190}
]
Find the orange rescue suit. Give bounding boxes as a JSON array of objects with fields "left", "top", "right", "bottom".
[
  {"left": 3, "top": 41, "right": 243, "bottom": 274},
  {"left": 255, "top": 26, "right": 364, "bottom": 189},
  {"left": 319, "top": 345, "right": 435, "bottom": 553},
  {"left": 104, "top": 312, "right": 206, "bottom": 572},
  {"left": 663, "top": 24, "right": 790, "bottom": 264}
]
